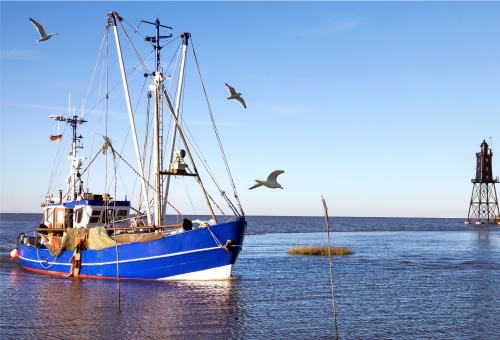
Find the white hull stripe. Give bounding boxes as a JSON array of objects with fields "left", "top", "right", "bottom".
[
  {"left": 19, "top": 244, "right": 240, "bottom": 267},
  {"left": 19, "top": 256, "right": 72, "bottom": 266},
  {"left": 158, "top": 264, "right": 233, "bottom": 280}
]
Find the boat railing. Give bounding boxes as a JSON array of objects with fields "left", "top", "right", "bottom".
[{"left": 36, "top": 224, "right": 182, "bottom": 235}]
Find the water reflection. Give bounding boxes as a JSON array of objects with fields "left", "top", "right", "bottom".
[
  {"left": 8, "top": 275, "right": 244, "bottom": 339},
  {"left": 3, "top": 214, "right": 500, "bottom": 339},
  {"left": 477, "top": 229, "right": 490, "bottom": 244}
]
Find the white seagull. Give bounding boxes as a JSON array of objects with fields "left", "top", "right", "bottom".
[
  {"left": 249, "top": 170, "right": 285, "bottom": 190},
  {"left": 225, "top": 83, "right": 246, "bottom": 108},
  {"left": 30, "top": 18, "right": 59, "bottom": 43}
]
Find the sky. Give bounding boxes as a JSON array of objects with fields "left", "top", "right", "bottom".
[{"left": 1, "top": 1, "right": 499, "bottom": 218}]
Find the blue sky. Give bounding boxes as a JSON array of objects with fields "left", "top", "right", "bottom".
[{"left": 1, "top": 1, "right": 499, "bottom": 217}]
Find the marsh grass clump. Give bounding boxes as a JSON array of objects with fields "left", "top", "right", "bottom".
[{"left": 287, "top": 245, "right": 354, "bottom": 256}]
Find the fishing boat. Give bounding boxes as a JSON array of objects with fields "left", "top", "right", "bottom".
[{"left": 12, "top": 11, "right": 247, "bottom": 280}]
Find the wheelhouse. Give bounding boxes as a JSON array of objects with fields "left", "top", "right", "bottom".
[{"left": 42, "top": 194, "right": 130, "bottom": 229}]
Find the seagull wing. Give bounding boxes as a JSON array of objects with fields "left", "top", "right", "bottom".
[
  {"left": 249, "top": 181, "right": 263, "bottom": 190},
  {"left": 30, "top": 18, "right": 46, "bottom": 37},
  {"left": 267, "top": 170, "right": 284, "bottom": 182},
  {"left": 235, "top": 97, "right": 247, "bottom": 108},
  {"left": 225, "top": 83, "right": 237, "bottom": 96}
]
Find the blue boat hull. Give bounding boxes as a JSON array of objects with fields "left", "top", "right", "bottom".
[{"left": 18, "top": 219, "right": 246, "bottom": 280}]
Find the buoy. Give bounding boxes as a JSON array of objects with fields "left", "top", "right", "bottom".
[{"left": 10, "top": 249, "right": 19, "bottom": 258}]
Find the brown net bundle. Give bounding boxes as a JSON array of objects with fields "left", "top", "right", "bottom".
[
  {"left": 112, "top": 232, "right": 165, "bottom": 244},
  {"left": 40, "top": 228, "right": 89, "bottom": 257},
  {"left": 39, "top": 227, "right": 168, "bottom": 256}
]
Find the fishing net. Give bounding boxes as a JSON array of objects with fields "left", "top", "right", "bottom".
[
  {"left": 87, "top": 226, "right": 121, "bottom": 250},
  {"left": 40, "top": 227, "right": 88, "bottom": 257},
  {"left": 112, "top": 232, "right": 165, "bottom": 244},
  {"left": 39, "top": 226, "right": 166, "bottom": 256}
]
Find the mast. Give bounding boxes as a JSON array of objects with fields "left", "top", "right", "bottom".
[
  {"left": 68, "top": 115, "right": 84, "bottom": 201},
  {"left": 139, "top": 18, "right": 218, "bottom": 223},
  {"left": 109, "top": 12, "right": 152, "bottom": 225},
  {"left": 141, "top": 17, "right": 173, "bottom": 226},
  {"left": 50, "top": 114, "right": 86, "bottom": 202},
  {"left": 157, "top": 34, "right": 218, "bottom": 223},
  {"left": 153, "top": 19, "right": 165, "bottom": 226},
  {"left": 162, "top": 33, "right": 190, "bottom": 218}
]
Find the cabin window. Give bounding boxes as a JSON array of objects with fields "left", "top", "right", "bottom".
[
  {"left": 75, "top": 208, "right": 84, "bottom": 223},
  {"left": 45, "top": 208, "right": 53, "bottom": 225},
  {"left": 55, "top": 209, "right": 65, "bottom": 228},
  {"left": 486, "top": 158, "right": 489, "bottom": 162},
  {"left": 89, "top": 209, "right": 101, "bottom": 223},
  {"left": 102, "top": 209, "right": 115, "bottom": 224},
  {"left": 116, "top": 210, "right": 127, "bottom": 217}
]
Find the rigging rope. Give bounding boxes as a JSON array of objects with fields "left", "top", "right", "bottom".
[
  {"left": 114, "top": 15, "right": 244, "bottom": 222},
  {"left": 107, "top": 135, "right": 121, "bottom": 310},
  {"left": 105, "top": 76, "right": 148, "bottom": 197},
  {"left": 106, "top": 140, "right": 185, "bottom": 219},
  {"left": 114, "top": 17, "right": 218, "bottom": 222},
  {"left": 47, "top": 122, "right": 70, "bottom": 197},
  {"left": 81, "top": 27, "right": 107, "bottom": 122},
  {"left": 205, "top": 191, "right": 229, "bottom": 220},
  {"left": 86, "top": 26, "right": 108, "bottom": 191},
  {"left": 183, "top": 176, "right": 198, "bottom": 216},
  {"left": 190, "top": 37, "right": 245, "bottom": 217},
  {"left": 43, "top": 149, "right": 104, "bottom": 226}
]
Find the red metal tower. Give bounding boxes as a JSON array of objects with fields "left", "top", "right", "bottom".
[{"left": 465, "top": 140, "right": 500, "bottom": 225}]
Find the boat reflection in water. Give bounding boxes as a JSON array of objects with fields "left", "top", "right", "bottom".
[{"left": 8, "top": 269, "right": 244, "bottom": 339}]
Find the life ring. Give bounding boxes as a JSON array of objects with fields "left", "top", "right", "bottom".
[{"left": 16, "top": 233, "right": 26, "bottom": 249}]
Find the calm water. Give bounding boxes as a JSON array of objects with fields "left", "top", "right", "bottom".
[{"left": 1, "top": 214, "right": 499, "bottom": 339}]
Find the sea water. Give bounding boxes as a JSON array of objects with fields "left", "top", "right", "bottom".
[{"left": 1, "top": 214, "right": 499, "bottom": 339}]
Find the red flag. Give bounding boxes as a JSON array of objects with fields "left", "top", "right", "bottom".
[{"left": 50, "top": 135, "right": 62, "bottom": 142}]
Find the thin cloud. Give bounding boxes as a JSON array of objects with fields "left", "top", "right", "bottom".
[
  {"left": 1, "top": 102, "right": 239, "bottom": 126},
  {"left": 0, "top": 102, "right": 125, "bottom": 118},
  {"left": 1, "top": 102, "right": 65, "bottom": 111},
  {"left": 0, "top": 49, "right": 42, "bottom": 60}
]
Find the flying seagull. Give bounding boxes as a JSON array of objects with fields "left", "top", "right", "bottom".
[
  {"left": 225, "top": 83, "right": 246, "bottom": 108},
  {"left": 29, "top": 18, "right": 59, "bottom": 43},
  {"left": 249, "top": 170, "right": 285, "bottom": 190}
]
